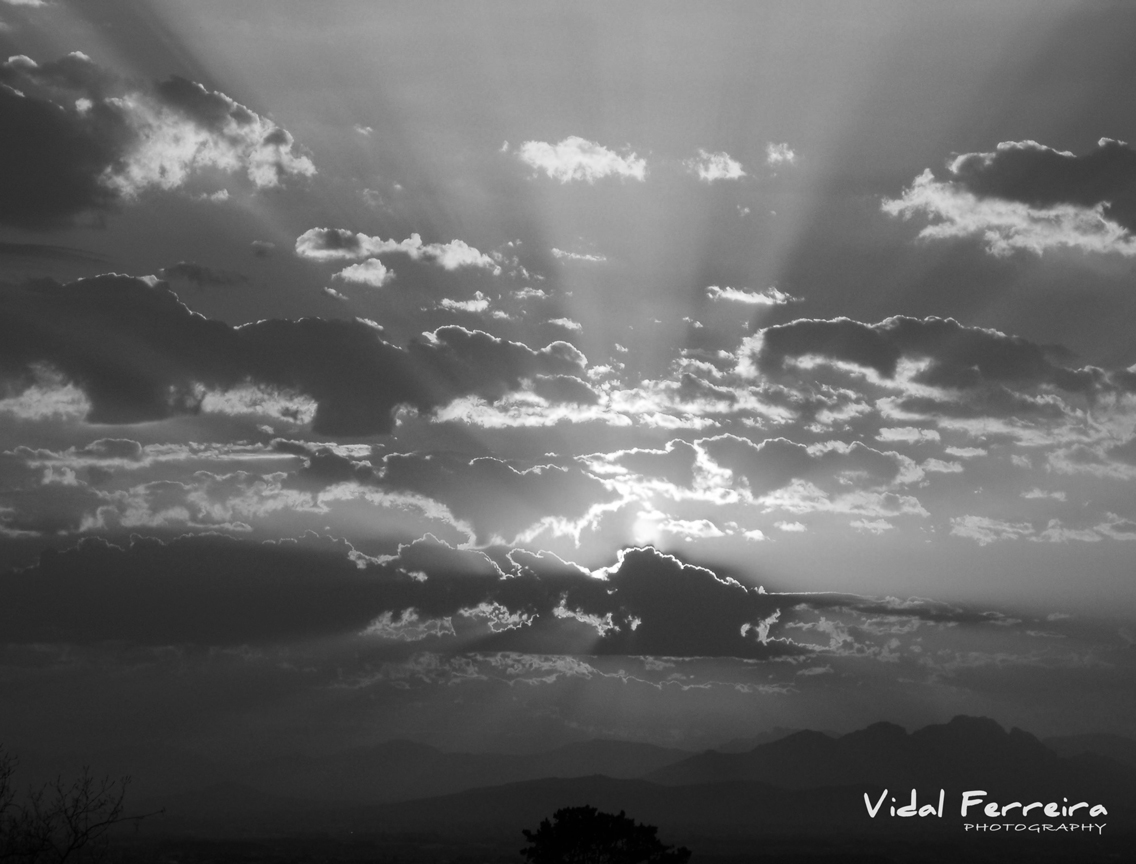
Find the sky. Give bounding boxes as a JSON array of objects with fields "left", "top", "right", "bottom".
[{"left": 2, "top": 0, "right": 1136, "bottom": 771}]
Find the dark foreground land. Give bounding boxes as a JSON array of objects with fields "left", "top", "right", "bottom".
[
  {"left": 20, "top": 717, "right": 1136, "bottom": 864},
  {"left": 103, "top": 830, "right": 1134, "bottom": 864}
]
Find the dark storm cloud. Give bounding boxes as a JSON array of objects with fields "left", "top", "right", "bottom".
[
  {"left": 699, "top": 435, "right": 902, "bottom": 496},
  {"left": 0, "top": 535, "right": 798, "bottom": 657},
  {"left": 0, "top": 53, "right": 313, "bottom": 230},
  {"left": 0, "top": 55, "right": 128, "bottom": 229},
  {"left": 752, "top": 316, "right": 1100, "bottom": 393},
  {"left": 0, "top": 534, "right": 397, "bottom": 644},
  {"left": 273, "top": 440, "right": 377, "bottom": 489},
  {"left": 951, "top": 138, "right": 1136, "bottom": 231},
  {"left": 0, "top": 451, "right": 104, "bottom": 536},
  {"left": 0, "top": 275, "right": 585, "bottom": 435},
  {"left": 159, "top": 262, "right": 249, "bottom": 287},
  {"left": 0, "top": 532, "right": 1036, "bottom": 657}
]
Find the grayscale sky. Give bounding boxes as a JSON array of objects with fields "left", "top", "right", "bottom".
[{"left": 1, "top": 1, "right": 1135, "bottom": 763}]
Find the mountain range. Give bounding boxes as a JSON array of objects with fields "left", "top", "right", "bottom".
[{"left": 133, "top": 716, "right": 1135, "bottom": 850}]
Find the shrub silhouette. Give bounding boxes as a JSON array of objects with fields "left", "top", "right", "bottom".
[
  {"left": 521, "top": 805, "right": 691, "bottom": 864},
  {"left": 1, "top": 746, "right": 157, "bottom": 863}
]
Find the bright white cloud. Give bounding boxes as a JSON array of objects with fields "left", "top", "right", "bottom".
[
  {"left": 295, "top": 229, "right": 500, "bottom": 273},
  {"left": 876, "top": 427, "right": 941, "bottom": 444},
  {"left": 882, "top": 169, "right": 1136, "bottom": 257},
  {"left": 765, "top": 142, "right": 797, "bottom": 166},
  {"left": 921, "top": 458, "right": 963, "bottom": 474},
  {"left": 200, "top": 384, "right": 318, "bottom": 425},
  {"left": 0, "top": 381, "right": 90, "bottom": 421},
  {"left": 438, "top": 292, "right": 490, "bottom": 313},
  {"left": 517, "top": 136, "right": 647, "bottom": 183},
  {"left": 706, "top": 285, "right": 798, "bottom": 305},
  {"left": 551, "top": 248, "right": 607, "bottom": 263},
  {"left": 548, "top": 317, "right": 582, "bottom": 332},
  {"left": 104, "top": 87, "right": 315, "bottom": 199},
  {"left": 333, "top": 258, "right": 392, "bottom": 287},
  {"left": 686, "top": 149, "right": 745, "bottom": 182},
  {"left": 944, "top": 446, "right": 987, "bottom": 459}
]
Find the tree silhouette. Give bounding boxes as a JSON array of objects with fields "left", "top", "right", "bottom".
[
  {"left": 0, "top": 746, "right": 158, "bottom": 863},
  {"left": 521, "top": 806, "right": 691, "bottom": 864}
]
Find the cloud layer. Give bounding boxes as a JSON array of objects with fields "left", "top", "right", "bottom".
[
  {"left": 0, "top": 53, "right": 313, "bottom": 229},
  {"left": 0, "top": 275, "right": 585, "bottom": 435},
  {"left": 884, "top": 139, "right": 1136, "bottom": 256},
  {"left": 517, "top": 136, "right": 647, "bottom": 183}
]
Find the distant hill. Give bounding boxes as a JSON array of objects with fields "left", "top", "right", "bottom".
[
  {"left": 138, "top": 716, "right": 1136, "bottom": 845},
  {"left": 646, "top": 715, "right": 1112, "bottom": 792},
  {"left": 1044, "top": 733, "right": 1136, "bottom": 768},
  {"left": 241, "top": 737, "right": 691, "bottom": 803},
  {"left": 714, "top": 726, "right": 831, "bottom": 753}
]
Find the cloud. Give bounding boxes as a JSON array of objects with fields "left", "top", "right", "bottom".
[
  {"left": 1, "top": 527, "right": 1075, "bottom": 673},
  {"left": 0, "top": 53, "right": 314, "bottom": 230},
  {"left": 706, "top": 285, "right": 799, "bottom": 306},
  {"left": 775, "top": 521, "right": 806, "bottom": 532},
  {"left": 517, "top": 136, "right": 647, "bottom": 183},
  {"left": 333, "top": 258, "right": 393, "bottom": 287},
  {"left": 950, "top": 138, "right": 1136, "bottom": 230},
  {"left": 850, "top": 518, "right": 893, "bottom": 534},
  {"left": 0, "top": 274, "right": 585, "bottom": 435},
  {"left": 876, "top": 427, "right": 941, "bottom": 444},
  {"left": 765, "top": 142, "right": 796, "bottom": 166},
  {"left": 551, "top": 248, "right": 607, "bottom": 263},
  {"left": 159, "top": 261, "right": 248, "bottom": 287},
  {"left": 377, "top": 452, "right": 615, "bottom": 545},
  {"left": 0, "top": 534, "right": 409, "bottom": 644},
  {"left": 747, "top": 316, "right": 1099, "bottom": 395},
  {"left": 548, "top": 317, "right": 582, "bottom": 332},
  {"left": 604, "top": 439, "right": 699, "bottom": 488},
  {"left": 699, "top": 435, "right": 906, "bottom": 500},
  {"left": 251, "top": 240, "right": 275, "bottom": 258},
  {"left": 883, "top": 139, "right": 1136, "bottom": 256},
  {"left": 950, "top": 515, "right": 1033, "bottom": 545},
  {"left": 531, "top": 375, "right": 600, "bottom": 406},
  {"left": 295, "top": 229, "right": 500, "bottom": 274},
  {"left": 438, "top": 292, "right": 490, "bottom": 314},
  {"left": 0, "top": 536, "right": 788, "bottom": 655},
  {"left": 685, "top": 149, "right": 745, "bottom": 182}
]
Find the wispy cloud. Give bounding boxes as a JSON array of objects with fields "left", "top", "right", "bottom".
[{"left": 706, "top": 285, "right": 799, "bottom": 305}]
